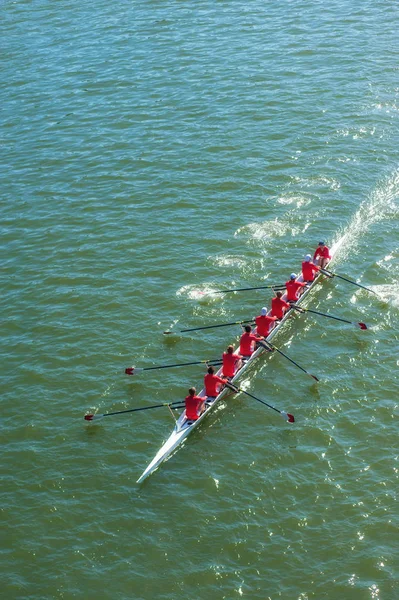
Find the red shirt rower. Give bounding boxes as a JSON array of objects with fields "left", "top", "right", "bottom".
[
  {"left": 185, "top": 387, "right": 206, "bottom": 421},
  {"left": 239, "top": 325, "right": 264, "bottom": 357},
  {"left": 271, "top": 291, "right": 290, "bottom": 319},
  {"left": 255, "top": 307, "right": 278, "bottom": 337},
  {"left": 302, "top": 254, "right": 320, "bottom": 282},
  {"left": 222, "top": 345, "right": 242, "bottom": 378},
  {"left": 285, "top": 273, "right": 307, "bottom": 302},
  {"left": 204, "top": 365, "right": 228, "bottom": 397},
  {"left": 313, "top": 241, "right": 331, "bottom": 269}
]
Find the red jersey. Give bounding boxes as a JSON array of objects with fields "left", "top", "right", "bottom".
[
  {"left": 204, "top": 373, "right": 226, "bottom": 397},
  {"left": 240, "top": 332, "right": 263, "bottom": 356},
  {"left": 185, "top": 395, "right": 205, "bottom": 420},
  {"left": 271, "top": 296, "right": 290, "bottom": 319},
  {"left": 313, "top": 246, "right": 331, "bottom": 261},
  {"left": 302, "top": 261, "right": 320, "bottom": 281},
  {"left": 255, "top": 314, "right": 278, "bottom": 337},
  {"left": 285, "top": 279, "right": 307, "bottom": 301},
  {"left": 222, "top": 352, "right": 241, "bottom": 377}
]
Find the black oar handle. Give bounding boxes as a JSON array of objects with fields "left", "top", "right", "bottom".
[
  {"left": 240, "top": 389, "right": 281, "bottom": 414},
  {"left": 214, "top": 285, "right": 285, "bottom": 294},
  {"left": 104, "top": 402, "right": 185, "bottom": 417},
  {"left": 291, "top": 305, "right": 352, "bottom": 324},
  {"left": 260, "top": 341, "right": 319, "bottom": 382},
  {"left": 321, "top": 269, "right": 377, "bottom": 295},
  {"left": 140, "top": 360, "right": 222, "bottom": 371},
  {"left": 226, "top": 383, "right": 282, "bottom": 415}
]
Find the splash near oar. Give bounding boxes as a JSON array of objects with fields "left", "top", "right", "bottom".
[
  {"left": 291, "top": 305, "right": 368, "bottom": 329},
  {"left": 320, "top": 269, "right": 377, "bottom": 295},
  {"left": 226, "top": 383, "right": 295, "bottom": 422}
]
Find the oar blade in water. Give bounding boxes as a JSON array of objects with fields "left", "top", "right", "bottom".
[
  {"left": 280, "top": 411, "right": 295, "bottom": 423},
  {"left": 84, "top": 414, "right": 103, "bottom": 421}
]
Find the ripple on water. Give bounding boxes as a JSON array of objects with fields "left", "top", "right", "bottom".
[{"left": 2, "top": 0, "right": 399, "bottom": 598}]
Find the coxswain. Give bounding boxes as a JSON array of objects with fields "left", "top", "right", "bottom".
[
  {"left": 185, "top": 387, "right": 206, "bottom": 421},
  {"left": 204, "top": 365, "right": 228, "bottom": 400},
  {"left": 222, "top": 345, "right": 242, "bottom": 378},
  {"left": 302, "top": 254, "right": 320, "bottom": 282},
  {"left": 271, "top": 290, "right": 290, "bottom": 319},
  {"left": 239, "top": 324, "right": 264, "bottom": 357},
  {"left": 313, "top": 241, "right": 331, "bottom": 269},
  {"left": 285, "top": 273, "right": 307, "bottom": 302},
  {"left": 255, "top": 307, "right": 278, "bottom": 337}
]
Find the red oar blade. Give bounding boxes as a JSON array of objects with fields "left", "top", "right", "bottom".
[
  {"left": 281, "top": 411, "right": 295, "bottom": 423},
  {"left": 311, "top": 374, "right": 320, "bottom": 382},
  {"left": 125, "top": 367, "right": 144, "bottom": 375},
  {"left": 358, "top": 322, "right": 368, "bottom": 330},
  {"left": 84, "top": 414, "right": 103, "bottom": 421}
]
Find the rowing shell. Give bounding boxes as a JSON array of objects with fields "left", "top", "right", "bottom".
[{"left": 136, "top": 236, "right": 346, "bottom": 483}]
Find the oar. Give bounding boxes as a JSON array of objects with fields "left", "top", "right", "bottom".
[
  {"left": 291, "top": 305, "right": 368, "bottom": 330},
  {"left": 226, "top": 383, "right": 294, "bottom": 422},
  {"left": 164, "top": 319, "right": 254, "bottom": 335},
  {"left": 321, "top": 269, "right": 377, "bottom": 295},
  {"left": 125, "top": 359, "right": 222, "bottom": 375},
  {"left": 204, "top": 284, "right": 286, "bottom": 295},
  {"left": 260, "top": 340, "right": 319, "bottom": 382},
  {"left": 84, "top": 401, "right": 186, "bottom": 421}
]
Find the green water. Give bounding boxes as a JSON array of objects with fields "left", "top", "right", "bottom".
[{"left": 1, "top": 1, "right": 398, "bottom": 598}]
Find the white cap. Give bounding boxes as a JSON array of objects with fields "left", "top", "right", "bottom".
[
  {"left": 305, "top": 254, "right": 312, "bottom": 262},
  {"left": 290, "top": 273, "right": 296, "bottom": 280},
  {"left": 261, "top": 307, "right": 268, "bottom": 316}
]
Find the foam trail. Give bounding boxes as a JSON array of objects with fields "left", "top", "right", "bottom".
[
  {"left": 371, "top": 284, "right": 399, "bottom": 308},
  {"left": 330, "top": 168, "right": 399, "bottom": 266}
]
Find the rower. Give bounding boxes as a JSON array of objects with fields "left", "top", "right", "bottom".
[
  {"left": 271, "top": 290, "right": 290, "bottom": 320},
  {"left": 302, "top": 254, "right": 320, "bottom": 282},
  {"left": 313, "top": 241, "right": 331, "bottom": 269},
  {"left": 255, "top": 307, "right": 278, "bottom": 337},
  {"left": 222, "top": 345, "right": 242, "bottom": 378},
  {"left": 204, "top": 366, "right": 228, "bottom": 403},
  {"left": 285, "top": 273, "right": 307, "bottom": 303},
  {"left": 239, "top": 324, "right": 264, "bottom": 358},
  {"left": 184, "top": 387, "right": 206, "bottom": 422}
]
